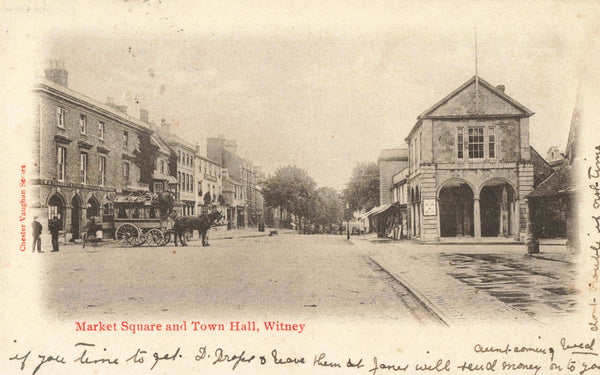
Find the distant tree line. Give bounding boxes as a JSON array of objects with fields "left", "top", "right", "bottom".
[{"left": 261, "top": 162, "right": 379, "bottom": 228}]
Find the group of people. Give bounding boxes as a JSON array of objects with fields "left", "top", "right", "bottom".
[
  {"left": 31, "top": 216, "right": 61, "bottom": 253},
  {"left": 32, "top": 215, "right": 102, "bottom": 252}
]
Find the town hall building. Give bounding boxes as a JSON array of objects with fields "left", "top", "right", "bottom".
[{"left": 404, "top": 76, "right": 535, "bottom": 242}]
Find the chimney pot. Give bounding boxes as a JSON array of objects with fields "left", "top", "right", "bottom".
[{"left": 44, "top": 59, "right": 68, "bottom": 87}]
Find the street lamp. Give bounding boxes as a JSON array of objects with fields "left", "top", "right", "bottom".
[{"left": 346, "top": 202, "right": 350, "bottom": 240}]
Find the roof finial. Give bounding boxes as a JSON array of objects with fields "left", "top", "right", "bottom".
[{"left": 474, "top": 26, "right": 480, "bottom": 113}]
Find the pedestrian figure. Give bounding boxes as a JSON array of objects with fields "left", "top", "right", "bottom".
[
  {"left": 83, "top": 217, "right": 96, "bottom": 248},
  {"left": 49, "top": 216, "right": 60, "bottom": 252},
  {"left": 32, "top": 216, "right": 43, "bottom": 253}
]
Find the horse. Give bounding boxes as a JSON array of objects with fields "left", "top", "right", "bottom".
[
  {"left": 173, "top": 211, "right": 221, "bottom": 247},
  {"left": 157, "top": 190, "right": 176, "bottom": 219}
]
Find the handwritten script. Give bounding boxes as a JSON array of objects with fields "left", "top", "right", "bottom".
[
  {"left": 588, "top": 145, "right": 600, "bottom": 332},
  {"left": 7, "top": 337, "right": 600, "bottom": 374}
]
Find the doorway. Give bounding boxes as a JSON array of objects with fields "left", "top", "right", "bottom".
[{"left": 71, "top": 195, "right": 82, "bottom": 239}]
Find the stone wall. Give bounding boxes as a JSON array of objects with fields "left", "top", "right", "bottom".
[{"left": 432, "top": 118, "right": 521, "bottom": 164}]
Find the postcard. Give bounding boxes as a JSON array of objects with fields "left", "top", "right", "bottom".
[{"left": 1, "top": 1, "right": 600, "bottom": 374}]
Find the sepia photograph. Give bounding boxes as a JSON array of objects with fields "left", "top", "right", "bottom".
[{"left": 2, "top": 1, "right": 600, "bottom": 374}]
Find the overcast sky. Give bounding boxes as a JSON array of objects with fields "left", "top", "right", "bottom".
[{"left": 40, "top": 1, "right": 593, "bottom": 190}]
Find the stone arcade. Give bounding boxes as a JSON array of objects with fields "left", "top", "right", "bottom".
[{"left": 404, "top": 76, "right": 534, "bottom": 242}]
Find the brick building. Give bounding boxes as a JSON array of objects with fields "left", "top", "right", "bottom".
[
  {"left": 32, "top": 60, "right": 158, "bottom": 241},
  {"left": 404, "top": 76, "right": 535, "bottom": 242}
]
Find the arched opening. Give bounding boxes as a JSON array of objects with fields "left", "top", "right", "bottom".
[
  {"left": 480, "top": 181, "right": 515, "bottom": 237},
  {"left": 409, "top": 187, "right": 415, "bottom": 236},
  {"left": 71, "top": 195, "right": 82, "bottom": 239},
  {"left": 86, "top": 196, "right": 100, "bottom": 219},
  {"left": 48, "top": 194, "right": 65, "bottom": 230},
  {"left": 439, "top": 182, "right": 474, "bottom": 237}
]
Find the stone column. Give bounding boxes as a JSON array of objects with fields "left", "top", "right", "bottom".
[
  {"left": 64, "top": 204, "right": 72, "bottom": 242},
  {"left": 436, "top": 199, "right": 441, "bottom": 239},
  {"left": 473, "top": 197, "right": 481, "bottom": 238},
  {"left": 416, "top": 202, "right": 420, "bottom": 237},
  {"left": 498, "top": 194, "right": 503, "bottom": 236},
  {"left": 513, "top": 199, "right": 520, "bottom": 240}
]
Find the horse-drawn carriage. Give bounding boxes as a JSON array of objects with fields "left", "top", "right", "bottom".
[
  {"left": 112, "top": 191, "right": 179, "bottom": 247},
  {"left": 111, "top": 191, "right": 221, "bottom": 247}
]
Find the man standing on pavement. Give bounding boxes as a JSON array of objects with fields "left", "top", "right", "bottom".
[
  {"left": 49, "top": 216, "right": 60, "bottom": 252},
  {"left": 32, "top": 216, "right": 43, "bottom": 253}
]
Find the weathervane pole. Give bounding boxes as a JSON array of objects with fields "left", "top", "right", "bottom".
[{"left": 475, "top": 27, "right": 479, "bottom": 113}]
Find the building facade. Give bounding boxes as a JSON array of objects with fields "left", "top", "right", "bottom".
[
  {"left": 33, "top": 60, "right": 157, "bottom": 241},
  {"left": 404, "top": 76, "right": 535, "bottom": 242},
  {"left": 195, "top": 152, "right": 223, "bottom": 215},
  {"left": 378, "top": 148, "right": 408, "bottom": 205},
  {"left": 242, "top": 160, "right": 263, "bottom": 227},
  {"left": 163, "top": 127, "right": 196, "bottom": 215},
  {"left": 207, "top": 136, "right": 264, "bottom": 228}
]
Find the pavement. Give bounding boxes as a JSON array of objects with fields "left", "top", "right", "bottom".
[
  {"left": 35, "top": 226, "right": 297, "bottom": 253},
  {"left": 350, "top": 233, "right": 579, "bottom": 325}
]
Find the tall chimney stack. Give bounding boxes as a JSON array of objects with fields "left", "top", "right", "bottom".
[
  {"left": 139, "top": 109, "right": 149, "bottom": 123},
  {"left": 44, "top": 59, "right": 68, "bottom": 87}
]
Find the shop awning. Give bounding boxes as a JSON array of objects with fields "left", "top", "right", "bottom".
[
  {"left": 366, "top": 203, "right": 405, "bottom": 218},
  {"left": 366, "top": 204, "right": 391, "bottom": 218}
]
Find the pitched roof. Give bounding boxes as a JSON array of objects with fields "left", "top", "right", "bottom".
[
  {"left": 34, "top": 77, "right": 152, "bottom": 134},
  {"left": 418, "top": 76, "right": 534, "bottom": 119},
  {"left": 166, "top": 132, "right": 196, "bottom": 151},
  {"left": 407, "top": 76, "right": 534, "bottom": 139},
  {"left": 527, "top": 164, "right": 574, "bottom": 198},
  {"left": 530, "top": 146, "right": 555, "bottom": 187},
  {"left": 148, "top": 124, "right": 175, "bottom": 155}
]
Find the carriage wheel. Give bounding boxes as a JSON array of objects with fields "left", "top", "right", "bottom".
[
  {"left": 116, "top": 224, "right": 140, "bottom": 247},
  {"left": 146, "top": 228, "right": 164, "bottom": 247}
]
